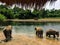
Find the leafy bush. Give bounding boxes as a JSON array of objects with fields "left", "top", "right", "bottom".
[{"left": 0, "top": 14, "right": 6, "bottom": 21}]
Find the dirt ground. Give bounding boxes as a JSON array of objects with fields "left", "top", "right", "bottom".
[{"left": 0, "top": 31, "right": 60, "bottom": 45}]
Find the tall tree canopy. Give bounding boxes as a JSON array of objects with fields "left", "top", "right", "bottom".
[{"left": 0, "top": 0, "right": 57, "bottom": 9}]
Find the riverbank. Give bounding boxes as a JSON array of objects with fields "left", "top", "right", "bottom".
[
  {"left": 0, "top": 31, "right": 60, "bottom": 45},
  {"left": 4, "top": 18, "right": 60, "bottom": 23}
]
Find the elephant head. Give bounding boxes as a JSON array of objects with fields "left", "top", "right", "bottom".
[
  {"left": 35, "top": 27, "right": 43, "bottom": 38},
  {"left": 35, "top": 27, "right": 43, "bottom": 31}
]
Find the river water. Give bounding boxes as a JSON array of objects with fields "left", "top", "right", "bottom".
[
  {"left": 0, "top": 22, "right": 60, "bottom": 37},
  {"left": 10, "top": 23, "right": 60, "bottom": 36}
]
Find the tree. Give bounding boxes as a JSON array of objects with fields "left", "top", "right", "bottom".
[
  {"left": 32, "top": 9, "right": 40, "bottom": 19},
  {"left": 0, "top": 14, "right": 6, "bottom": 22},
  {"left": 24, "top": 9, "right": 32, "bottom": 19}
]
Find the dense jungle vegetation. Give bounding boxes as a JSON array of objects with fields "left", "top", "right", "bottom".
[{"left": 0, "top": 5, "right": 60, "bottom": 21}]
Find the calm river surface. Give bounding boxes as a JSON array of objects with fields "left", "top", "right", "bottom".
[{"left": 0, "top": 22, "right": 60, "bottom": 36}]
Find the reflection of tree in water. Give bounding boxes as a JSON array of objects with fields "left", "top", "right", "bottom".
[{"left": 0, "top": 0, "right": 57, "bottom": 9}]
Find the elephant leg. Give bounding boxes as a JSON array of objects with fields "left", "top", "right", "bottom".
[
  {"left": 41, "top": 34, "right": 43, "bottom": 38},
  {"left": 37, "top": 33, "right": 40, "bottom": 37},
  {"left": 57, "top": 34, "right": 59, "bottom": 38},
  {"left": 53, "top": 35, "right": 55, "bottom": 38},
  {"left": 38, "top": 34, "right": 43, "bottom": 38},
  {"left": 40, "top": 34, "right": 42, "bottom": 38},
  {"left": 36, "top": 31, "right": 37, "bottom": 35},
  {"left": 38, "top": 34, "right": 41, "bottom": 37},
  {"left": 49, "top": 35, "right": 51, "bottom": 38},
  {"left": 36, "top": 31, "right": 39, "bottom": 37},
  {"left": 46, "top": 33, "right": 48, "bottom": 37},
  {"left": 57, "top": 35, "right": 59, "bottom": 37}
]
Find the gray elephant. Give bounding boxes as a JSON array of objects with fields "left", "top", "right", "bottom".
[
  {"left": 35, "top": 27, "right": 43, "bottom": 38},
  {"left": 46, "top": 29, "right": 59, "bottom": 38}
]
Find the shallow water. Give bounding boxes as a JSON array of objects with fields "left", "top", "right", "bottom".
[
  {"left": 1, "top": 22, "right": 60, "bottom": 37},
  {"left": 11, "top": 22, "right": 60, "bottom": 37}
]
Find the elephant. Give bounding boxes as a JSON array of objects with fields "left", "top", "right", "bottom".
[
  {"left": 3, "top": 25, "right": 12, "bottom": 42},
  {"left": 35, "top": 27, "right": 43, "bottom": 38},
  {"left": 46, "top": 29, "right": 59, "bottom": 38}
]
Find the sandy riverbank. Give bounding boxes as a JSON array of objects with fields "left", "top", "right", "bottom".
[
  {"left": 4, "top": 18, "right": 60, "bottom": 22},
  {"left": 0, "top": 31, "right": 60, "bottom": 45}
]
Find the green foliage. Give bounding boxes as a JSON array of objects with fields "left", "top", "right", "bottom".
[
  {"left": 24, "top": 9, "right": 32, "bottom": 19},
  {"left": 0, "top": 14, "right": 6, "bottom": 21},
  {"left": 5, "top": 9, "right": 14, "bottom": 19},
  {"left": 0, "top": 5, "right": 60, "bottom": 19}
]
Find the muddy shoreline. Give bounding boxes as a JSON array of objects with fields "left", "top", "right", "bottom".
[{"left": 0, "top": 31, "right": 60, "bottom": 45}]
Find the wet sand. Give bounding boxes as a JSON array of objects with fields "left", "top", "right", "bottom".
[{"left": 0, "top": 31, "right": 60, "bottom": 45}]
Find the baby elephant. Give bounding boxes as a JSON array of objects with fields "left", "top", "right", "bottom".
[
  {"left": 35, "top": 27, "right": 43, "bottom": 38},
  {"left": 46, "top": 29, "right": 59, "bottom": 38}
]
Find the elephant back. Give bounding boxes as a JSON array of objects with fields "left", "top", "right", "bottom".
[
  {"left": 46, "top": 29, "right": 59, "bottom": 34},
  {"left": 35, "top": 27, "right": 43, "bottom": 31}
]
